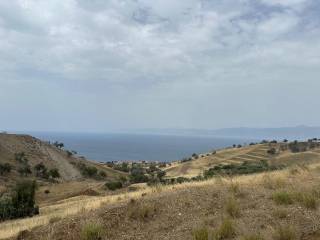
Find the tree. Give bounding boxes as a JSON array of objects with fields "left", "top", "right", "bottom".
[
  {"left": 0, "top": 163, "right": 11, "bottom": 175},
  {"left": 53, "top": 141, "right": 64, "bottom": 149},
  {"left": 49, "top": 168, "right": 60, "bottom": 178},
  {"left": 34, "top": 163, "right": 48, "bottom": 179},
  {"left": 0, "top": 180, "right": 39, "bottom": 220},
  {"left": 18, "top": 165, "right": 32, "bottom": 177}
]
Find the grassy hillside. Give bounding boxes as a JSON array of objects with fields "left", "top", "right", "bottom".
[
  {"left": 2, "top": 163, "right": 320, "bottom": 239},
  {"left": 164, "top": 142, "right": 320, "bottom": 178},
  {"left": 1, "top": 138, "right": 320, "bottom": 239},
  {"left": 0, "top": 133, "right": 127, "bottom": 203}
]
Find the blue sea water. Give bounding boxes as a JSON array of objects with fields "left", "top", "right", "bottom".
[{"left": 29, "top": 132, "right": 256, "bottom": 162}]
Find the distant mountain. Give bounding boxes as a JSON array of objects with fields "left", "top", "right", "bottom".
[{"left": 133, "top": 126, "right": 320, "bottom": 140}]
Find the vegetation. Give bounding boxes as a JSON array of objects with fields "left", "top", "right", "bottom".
[
  {"left": 0, "top": 180, "right": 39, "bottom": 221},
  {"left": 127, "top": 200, "right": 157, "bottom": 221},
  {"left": 272, "top": 191, "right": 294, "bottom": 205},
  {"left": 129, "top": 165, "right": 149, "bottom": 183},
  {"left": 18, "top": 164, "right": 32, "bottom": 177},
  {"left": 0, "top": 163, "right": 11, "bottom": 175},
  {"left": 48, "top": 168, "right": 60, "bottom": 179},
  {"left": 241, "top": 234, "right": 264, "bottom": 240},
  {"left": 105, "top": 181, "right": 123, "bottom": 191},
  {"left": 214, "top": 218, "right": 236, "bottom": 240},
  {"left": 225, "top": 197, "right": 240, "bottom": 218},
  {"left": 267, "top": 148, "right": 277, "bottom": 155},
  {"left": 273, "top": 226, "right": 297, "bottom": 240},
  {"left": 204, "top": 160, "right": 281, "bottom": 178},
  {"left": 80, "top": 222, "right": 105, "bottom": 240},
  {"left": 14, "top": 152, "right": 27, "bottom": 163},
  {"left": 34, "top": 163, "right": 49, "bottom": 179},
  {"left": 53, "top": 141, "right": 64, "bottom": 149},
  {"left": 193, "top": 227, "right": 209, "bottom": 240}
]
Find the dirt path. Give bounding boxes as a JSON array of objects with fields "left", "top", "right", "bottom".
[{"left": 44, "top": 147, "right": 82, "bottom": 181}]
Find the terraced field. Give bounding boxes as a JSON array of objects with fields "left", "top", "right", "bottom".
[{"left": 164, "top": 143, "right": 320, "bottom": 178}]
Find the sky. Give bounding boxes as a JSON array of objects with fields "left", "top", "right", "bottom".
[{"left": 0, "top": 0, "right": 320, "bottom": 132}]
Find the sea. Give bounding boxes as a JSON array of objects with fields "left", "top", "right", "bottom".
[{"left": 28, "top": 132, "right": 257, "bottom": 163}]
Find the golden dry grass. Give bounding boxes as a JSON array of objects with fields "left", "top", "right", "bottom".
[{"left": 2, "top": 145, "right": 320, "bottom": 240}]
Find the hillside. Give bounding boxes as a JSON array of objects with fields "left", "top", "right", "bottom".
[
  {"left": 2, "top": 162, "right": 320, "bottom": 239},
  {"left": 164, "top": 142, "right": 320, "bottom": 178},
  {"left": 0, "top": 139, "right": 319, "bottom": 239},
  {"left": 0, "top": 133, "right": 127, "bottom": 202}
]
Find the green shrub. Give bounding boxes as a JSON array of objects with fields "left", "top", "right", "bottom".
[
  {"left": 0, "top": 163, "right": 11, "bottom": 175},
  {"left": 204, "top": 160, "right": 281, "bottom": 178},
  {"left": 80, "top": 222, "right": 105, "bottom": 240},
  {"left": 77, "top": 163, "right": 98, "bottom": 178},
  {"left": 18, "top": 164, "right": 32, "bottom": 177},
  {"left": 14, "top": 152, "right": 27, "bottom": 163},
  {"left": 49, "top": 168, "right": 60, "bottom": 179},
  {"left": 34, "top": 163, "right": 49, "bottom": 179},
  {"left": 0, "top": 180, "right": 39, "bottom": 221},
  {"left": 272, "top": 192, "right": 293, "bottom": 205},
  {"left": 193, "top": 227, "right": 209, "bottom": 240},
  {"left": 129, "top": 166, "right": 149, "bottom": 183},
  {"left": 105, "top": 181, "right": 122, "bottom": 191}
]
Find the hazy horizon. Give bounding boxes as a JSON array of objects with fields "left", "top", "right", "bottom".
[{"left": 1, "top": 0, "right": 320, "bottom": 132}]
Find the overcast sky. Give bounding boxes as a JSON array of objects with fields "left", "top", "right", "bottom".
[{"left": 1, "top": 0, "right": 320, "bottom": 132}]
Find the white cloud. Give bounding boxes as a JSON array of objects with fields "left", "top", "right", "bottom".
[{"left": 0, "top": 0, "right": 319, "bottom": 131}]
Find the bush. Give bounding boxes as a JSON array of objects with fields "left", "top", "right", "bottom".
[
  {"left": 80, "top": 222, "right": 105, "bottom": 240},
  {"left": 105, "top": 181, "right": 122, "bottom": 191},
  {"left": 98, "top": 171, "right": 107, "bottom": 178},
  {"left": 267, "top": 148, "right": 277, "bottom": 155},
  {"left": 49, "top": 168, "right": 60, "bottom": 179},
  {"left": 272, "top": 191, "right": 293, "bottom": 205},
  {"left": 14, "top": 152, "right": 27, "bottom": 163},
  {"left": 77, "top": 163, "right": 99, "bottom": 178},
  {"left": 129, "top": 166, "right": 149, "bottom": 183},
  {"left": 0, "top": 180, "right": 39, "bottom": 221},
  {"left": 53, "top": 141, "right": 64, "bottom": 149},
  {"left": 0, "top": 163, "right": 11, "bottom": 175},
  {"left": 18, "top": 165, "right": 32, "bottom": 177},
  {"left": 204, "top": 160, "right": 279, "bottom": 178},
  {"left": 34, "top": 163, "right": 49, "bottom": 179},
  {"left": 113, "top": 162, "right": 130, "bottom": 172},
  {"left": 193, "top": 227, "right": 209, "bottom": 240}
]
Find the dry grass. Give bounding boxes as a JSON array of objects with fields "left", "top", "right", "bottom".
[
  {"left": 192, "top": 227, "right": 210, "bottom": 240},
  {"left": 225, "top": 197, "right": 240, "bottom": 218},
  {"left": 80, "top": 222, "right": 105, "bottom": 240},
  {"left": 2, "top": 160, "right": 320, "bottom": 240},
  {"left": 272, "top": 208, "right": 288, "bottom": 219},
  {"left": 241, "top": 234, "right": 264, "bottom": 240},
  {"left": 214, "top": 218, "right": 236, "bottom": 240},
  {"left": 273, "top": 225, "right": 297, "bottom": 240},
  {"left": 127, "top": 199, "right": 157, "bottom": 221},
  {"left": 272, "top": 191, "right": 294, "bottom": 205}
]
